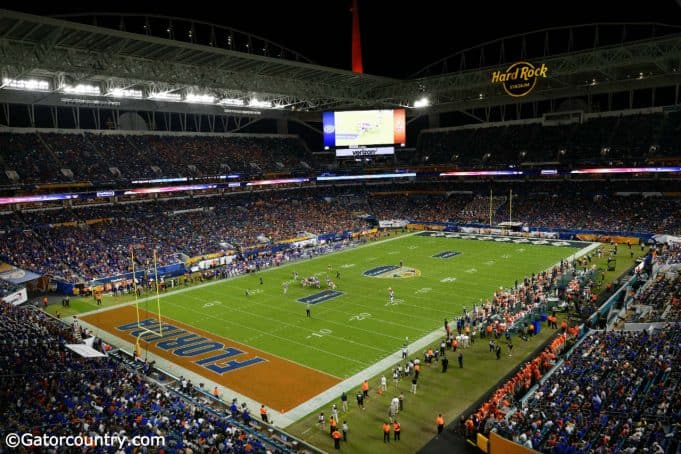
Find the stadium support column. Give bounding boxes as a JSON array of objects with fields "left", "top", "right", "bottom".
[
  {"left": 428, "top": 112, "right": 440, "bottom": 129},
  {"left": 277, "top": 118, "right": 288, "bottom": 135}
]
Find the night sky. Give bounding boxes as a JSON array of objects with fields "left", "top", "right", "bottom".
[{"left": 10, "top": 0, "right": 681, "bottom": 77}]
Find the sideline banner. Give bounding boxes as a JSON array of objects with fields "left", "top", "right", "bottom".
[
  {"left": 379, "top": 219, "right": 408, "bottom": 228},
  {"left": 576, "top": 234, "right": 639, "bottom": 244}
]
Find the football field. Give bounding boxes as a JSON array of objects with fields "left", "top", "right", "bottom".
[{"left": 83, "top": 232, "right": 582, "bottom": 380}]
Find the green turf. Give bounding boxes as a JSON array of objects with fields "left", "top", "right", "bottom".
[{"left": 77, "top": 233, "right": 581, "bottom": 378}]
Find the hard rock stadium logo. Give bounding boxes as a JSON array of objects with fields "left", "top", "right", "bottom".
[{"left": 491, "top": 61, "right": 548, "bottom": 97}]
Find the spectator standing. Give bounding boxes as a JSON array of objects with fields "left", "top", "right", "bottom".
[
  {"left": 356, "top": 391, "right": 365, "bottom": 409},
  {"left": 332, "top": 427, "right": 342, "bottom": 449},
  {"left": 341, "top": 391, "right": 348, "bottom": 412},
  {"left": 437, "top": 414, "right": 445, "bottom": 438}
]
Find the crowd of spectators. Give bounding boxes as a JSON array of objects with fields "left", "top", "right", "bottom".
[
  {"left": 491, "top": 329, "right": 681, "bottom": 453},
  {"left": 366, "top": 193, "right": 472, "bottom": 223},
  {"left": 0, "top": 132, "right": 312, "bottom": 183},
  {"left": 493, "top": 194, "right": 681, "bottom": 235},
  {"left": 416, "top": 112, "right": 681, "bottom": 167},
  {"left": 364, "top": 187, "right": 681, "bottom": 235},
  {"left": 0, "top": 300, "right": 287, "bottom": 452},
  {"left": 624, "top": 271, "right": 680, "bottom": 323},
  {"left": 0, "top": 189, "right": 365, "bottom": 281}
]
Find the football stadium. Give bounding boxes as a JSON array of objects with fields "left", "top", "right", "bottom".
[{"left": 1, "top": 4, "right": 681, "bottom": 453}]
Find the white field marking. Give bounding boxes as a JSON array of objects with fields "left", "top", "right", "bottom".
[
  {"left": 440, "top": 277, "right": 457, "bottom": 283},
  {"left": 306, "top": 328, "right": 333, "bottom": 339},
  {"left": 501, "top": 254, "right": 512, "bottom": 259},
  {"left": 414, "top": 287, "right": 432, "bottom": 294},
  {"left": 516, "top": 248, "right": 526, "bottom": 252},
  {"left": 387, "top": 251, "right": 399, "bottom": 255},
  {"left": 186, "top": 294, "right": 398, "bottom": 353},
  {"left": 340, "top": 263, "right": 356, "bottom": 269},
  {"left": 384, "top": 298, "right": 404, "bottom": 307},
  {"left": 202, "top": 286, "right": 420, "bottom": 333},
  {"left": 407, "top": 245, "right": 418, "bottom": 250},
  {"left": 77, "top": 231, "right": 421, "bottom": 318},
  {"left": 465, "top": 268, "right": 478, "bottom": 273},
  {"left": 319, "top": 292, "right": 455, "bottom": 317},
  {"left": 484, "top": 260, "right": 496, "bottom": 266},
  {"left": 348, "top": 312, "right": 372, "bottom": 321},
  {"left": 366, "top": 257, "right": 378, "bottom": 261}
]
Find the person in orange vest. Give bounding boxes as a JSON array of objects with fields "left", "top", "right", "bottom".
[
  {"left": 436, "top": 414, "right": 444, "bottom": 438},
  {"left": 383, "top": 421, "right": 391, "bottom": 443},
  {"left": 362, "top": 380, "right": 369, "bottom": 399},
  {"left": 329, "top": 416, "right": 337, "bottom": 436},
  {"left": 561, "top": 320, "right": 568, "bottom": 332},
  {"left": 42, "top": 296, "right": 48, "bottom": 309},
  {"left": 213, "top": 386, "right": 219, "bottom": 399},
  {"left": 393, "top": 420, "right": 401, "bottom": 441},
  {"left": 331, "top": 427, "right": 342, "bottom": 449},
  {"left": 260, "top": 405, "right": 268, "bottom": 423}
]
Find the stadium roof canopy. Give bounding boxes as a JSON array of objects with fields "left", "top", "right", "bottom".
[
  {"left": 2, "top": 10, "right": 681, "bottom": 120},
  {"left": 0, "top": 9, "right": 399, "bottom": 113}
]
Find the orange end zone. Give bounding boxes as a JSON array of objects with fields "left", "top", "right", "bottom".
[{"left": 81, "top": 305, "right": 340, "bottom": 412}]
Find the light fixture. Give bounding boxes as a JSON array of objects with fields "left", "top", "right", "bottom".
[
  {"left": 413, "top": 97, "right": 430, "bottom": 108},
  {"left": 2, "top": 78, "right": 50, "bottom": 91},
  {"left": 185, "top": 93, "right": 216, "bottom": 104}
]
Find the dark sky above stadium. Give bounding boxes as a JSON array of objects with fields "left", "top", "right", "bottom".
[{"left": 12, "top": 0, "right": 681, "bottom": 78}]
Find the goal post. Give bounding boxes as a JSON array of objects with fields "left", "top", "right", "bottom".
[{"left": 131, "top": 245, "right": 164, "bottom": 339}]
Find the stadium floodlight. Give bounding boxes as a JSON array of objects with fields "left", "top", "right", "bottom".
[
  {"left": 219, "top": 98, "right": 245, "bottom": 106},
  {"left": 63, "top": 84, "right": 101, "bottom": 96},
  {"left": 108, "top": 88, "right": 143, "bottom": 99},
  {"left": 185, "top": 93, "right": 216, "bottom": 104},
  {"left": 2, "top": 78, "right": 50, "bottom": 91},
  {"left": 149, "top": 92, "right": 182, "bottom": 102},
  {"left": 413, "top": 97, "right": 430, "bottom": 108},
  {"left": 249, "top": 98, "right": 272, "bottom": 108}
]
